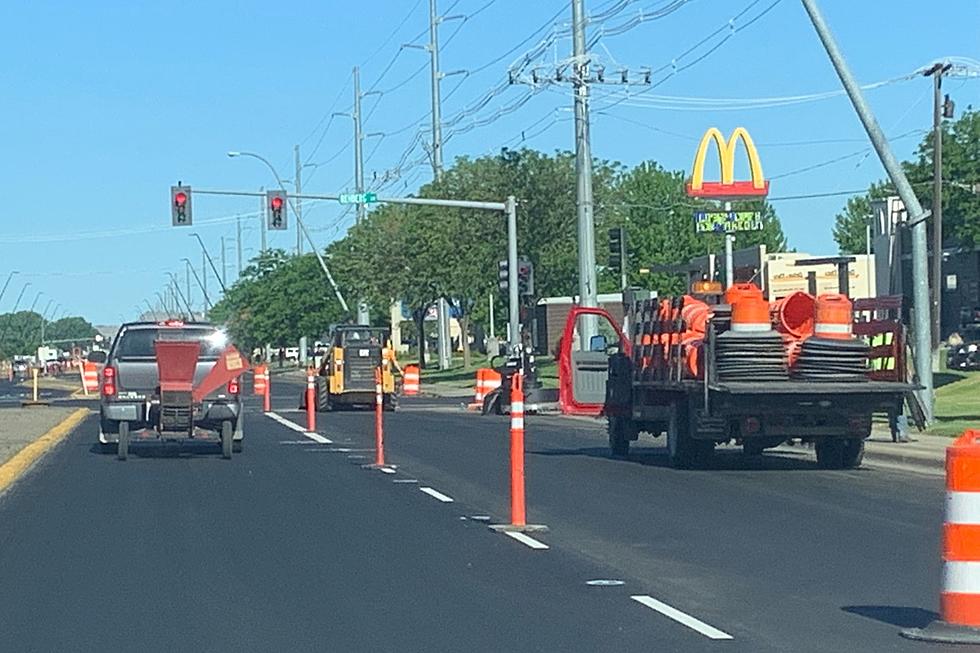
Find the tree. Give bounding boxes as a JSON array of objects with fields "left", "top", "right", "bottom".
[
  {"left": 832, "top": 108, "right": 979, "bottom": 253},
  {"left": 0, "top": 312, "right": 98, "bottom": 359}
]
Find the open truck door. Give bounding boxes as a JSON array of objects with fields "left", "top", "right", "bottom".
[{"left": 558, "top": 306, "right": 630, "bottom": 416}]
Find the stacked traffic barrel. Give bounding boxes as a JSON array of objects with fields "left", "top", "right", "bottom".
[
  {"left": 904, "top": 430, "right": 980, "bottom": 644},
  {"left": 791, "top": 294, "right": 870, "bottom": 382},
  {"left": 715, "top": 285, "right": 788, "bottom": 382}
]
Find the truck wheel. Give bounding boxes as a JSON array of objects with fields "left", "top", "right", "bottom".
[
  {"left": 117, "top": 421, "right": 129, "bottom": 461},
  {"left": 221, "top": 420, "right": 233, "bottom": 459},
  {"left": 667, "top": 402, "right": 713, "bottom": 469},
  {"left": 815, "top": 439, "right": 845, "bottom": 469},
  {"left": 840, "top": 438, "right": 865, "bottom": 469},
  {"left": 608, "top": 415, "right": 632, "bottom": 458},
  {"left": 743, "top": 440, "right": 766, "bottom": 456}
]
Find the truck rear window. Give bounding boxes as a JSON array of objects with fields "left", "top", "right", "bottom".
[{"left": 114, "top": 328, "right": 226, "bottom": 361}]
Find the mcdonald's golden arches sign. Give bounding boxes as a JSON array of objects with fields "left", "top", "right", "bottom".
[{"left": 685, "top": 127, "right": 770, "bottom": 199}]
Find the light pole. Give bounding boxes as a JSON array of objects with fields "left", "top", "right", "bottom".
[
  {"left": 0, "top": 270, "right": 18, "bottom": 308},
  {"left": 28, "top": 291, "right": 43, "bottom": 314},
  {"left": 182, "top": 258, "right": 212, "bottom": 310},
  {"left": 189, "top": 232, "right": 227, "bottom": 293},
  {"left": 167, "top": 272, "right": 194, "bottom": 316},
  {"left": 228, "top": 150, "right": 350, "bottom": 314},
  {"left": 39, "top": 299, "right": 54, "bottom": 344},
  {"left": 0, "top": 282, "right": 31, "bottom": 346}
]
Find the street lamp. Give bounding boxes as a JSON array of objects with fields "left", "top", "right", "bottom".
[
  {"left": 28, "top": 291, "right": 43, "bottom": 314},
  {"left": 227, "top": 150, "right": 350, "bottom": 313},
  {"left": 188, "top": 233, "right": 226, "bottom": 293},
  {"left": 0, "top": 270, "right": 18, "bottom": 308}
]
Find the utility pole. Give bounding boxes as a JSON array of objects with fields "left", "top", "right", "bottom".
[
  {"left": 427, "top": 0, "right": 452, "bottom": 370},
  {"left": 294, "top": 145, "right": 303, "bottom": 255},
  {"left": 925, "top": 62, "right": 952, "bottom": 349},
  {"left": 801, "top": 0, "right": 933, "bottom": 423},
  {"left": 185, "top": 260, "right": 193, "bottom": 314},
  {"left": 220, "top": 236, "right": 227, "bottom": 288},
  {"left": 572, "top": 0, "right": 598, "bottom": 343},
  {"left": 236, "top": 216, "right": 243, "bottom": 277},
  {"left": 350, "top": 67, "right": 371, "bottom": 325},
  {"left": 353, "top": 67, "right": 366, "bottom": 226}
]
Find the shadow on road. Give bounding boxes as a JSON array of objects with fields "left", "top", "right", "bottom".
[
  {"left": 88, "top": 441, "right": 226, "bottom": 459},
  {"left": 842, "top": 605, "right": 937, "bottom": 629},
  {"left": 528, "top": 445, "right": 860, "bottom": 472}
]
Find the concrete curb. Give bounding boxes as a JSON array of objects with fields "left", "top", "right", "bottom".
[{"left": 0, "top": 408, "right": 90, "bottom": 496}]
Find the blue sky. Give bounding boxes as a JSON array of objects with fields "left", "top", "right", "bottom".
[{"left": 0, "top": 0, "right": 977, "bottom": 324}]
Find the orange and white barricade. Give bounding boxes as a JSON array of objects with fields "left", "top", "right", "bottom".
[
  {"left": 402, "top": 365, "right": 420, "bottom": 396},
  {"left": 468, "top": 368, "right": 502, "bottom": 410},
  {"left": 904, "top": 429, "right": 980, "bottom": 644},
  {"left": 253, "top": 365, "right": 268, "bottom": 395},
  {"left": 82, "top": 362, "right": 99, "bottom": 394}
]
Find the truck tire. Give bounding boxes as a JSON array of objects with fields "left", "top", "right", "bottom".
[
  {"left": 315, "top": 378, "right": 332, "bottom": 412},
  {"left": 221, "top": 420, "right": 233, "bottom": 459},
  {"left": 117, "top": 421, "right": 129, "bottom": 461},
  {"left": 816, "top": 438, "right": 864, "bottom": 469},
  {"left": 608, "top": 415, "right": 633, "bottom": 458},
  {"left": 841, "top": 438, "right": 865, "bottom": 469},
  {"left": 667, "top": 401, "right": 713, "bottom": 469}
]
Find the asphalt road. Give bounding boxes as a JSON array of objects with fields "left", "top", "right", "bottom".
[
  {"left": 0, "top": 376, "right": 74, "bottom": 406},
  {"left": 0, "top": 378, "right": 954, "bottom": 652}
]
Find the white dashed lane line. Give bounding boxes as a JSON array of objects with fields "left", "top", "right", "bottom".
[
  {"left": 503, "top": 531, "right": 549, "bottom": 550},
  {"left": 419, "top": 487, "right": 454, "bottom": 503},
  {"left": 266, "top": 412, "right": 332, "bottom": 444},
  {"left": 630, "top": 595, "right": 733, "bottom": 640}
]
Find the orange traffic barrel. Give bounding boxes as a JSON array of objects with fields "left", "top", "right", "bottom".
[
  {"left": 775, "top": 291, "right": 816, "bottom": 339},
  {"left": 724, "top": 282, "right": 764, "bottom": 306},
  {"left": 82, "top": 362, "right": 99, "bottom": 393},
  {"left": 813, "top": 293, "right": 853, "bottom": 340},
  {"left": 253, "top": 364, "right": 268, "bottom": 395},
  {"left": 403, "top": 365, "right": 420, "bottom": 396},
  {"left": 730, "top": 294, "right": 772, "bottom": 333},
  {"left": 903, "top": 430, "right": 980, "bottom": 644}
]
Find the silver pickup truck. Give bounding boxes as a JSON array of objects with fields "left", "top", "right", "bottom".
[{"left": 99, "top": 321, "right": 244, "bottom": 457}]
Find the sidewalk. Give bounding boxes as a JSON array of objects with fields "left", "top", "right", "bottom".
[{"left": 0, "top": 407, "right": 82, "bottom": 467}]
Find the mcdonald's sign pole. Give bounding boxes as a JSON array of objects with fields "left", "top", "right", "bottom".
[{"left": 800, "top": 0, "right": 933, "bottom": 425}]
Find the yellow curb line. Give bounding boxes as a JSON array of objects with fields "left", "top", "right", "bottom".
[{"left": 0, "top": 408, "right": 91, "bottom": 496}]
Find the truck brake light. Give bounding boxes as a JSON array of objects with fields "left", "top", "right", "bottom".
[
  {"left": 227, "top": 378, "right": 240, "bottom": 395},
  {"left": 101, "top": 366, "right": 117, "bottom": 397}
]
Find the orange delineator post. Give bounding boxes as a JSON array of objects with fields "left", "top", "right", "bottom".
[
  {"left": 904, "top": 429, "right": 980, "bottom": 644},
  {"left": 305, "top": 367, "right": 316, "bottom": 432},
  {"left": 509, "top": 371, "right": 527, "bottom": 527},
  {"left": 374, "top": 367, "right": 385, "bottom": 467},
  {"left": 263, "top": 370, "right": 271, "bottom": 413}
]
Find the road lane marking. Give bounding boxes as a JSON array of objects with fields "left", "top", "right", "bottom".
[
  {"left": 266, "top": 412, "right": 332, "bottom": 443},
  {"left": 379, "top": 467, "right": 396, "bottom": 474},
  {"left": 0, "top": 408, "right": 90, "bottom": 496},
  {"left": 630, "top": 595, "right": 733, "bottom": 640},
  {"left": 504, "top": 531, "right": 549, "bottom": 550},
  {"left": 393, "top": 479, "right": 419, "bottom": 484},
  {"left": 419, "top": 487, "right": 454, "bottom": 503}
]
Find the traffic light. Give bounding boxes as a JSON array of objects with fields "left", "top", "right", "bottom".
[
  {"left": 171, "top": 185, "right": 192, "bottom": 226},
  {"left": 498, "top": 259, "right": 509, "bottom": 292},
  {"left": 266, "top": 190, "right": 287, "bottom": 230},
  {"left": 607, "top": 227, "right": 625, "bottom": 273},
  {"left": 517, "top": 258, "right": 534, "bottom": 296}
]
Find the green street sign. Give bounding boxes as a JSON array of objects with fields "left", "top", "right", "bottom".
[
  {"left": 338, "top": 192, "right": 378, "bottom": 205},
  {"left": 694, "top": 210, "right": 762, "bottom": 234}
]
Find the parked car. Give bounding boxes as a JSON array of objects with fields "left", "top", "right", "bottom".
[
  {"left": 99, "top": 320, "right": 245, "bottom": 458},
  {"left": 948, "top": 325, "right": 980, "bottom": 371}
]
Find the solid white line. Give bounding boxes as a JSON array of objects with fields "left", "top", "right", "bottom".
[
  {"left": 419, "top": 487, "right": 454, "bottom": 503},
  {"left": 630, "top": 595, "right": 733, "bottom": 640},
  {"left": 379, "top": 467, "right": 396, "bottom": 474},
  {"left": 504, "top": 531, "right": 549, "bottom": 550},
  {"left": 266, "top": 412, "right": 331, "bottom": 443}
]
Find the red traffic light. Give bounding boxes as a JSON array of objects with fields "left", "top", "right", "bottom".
[
  {"left": 270, "top": 196, "right": 284, "bottom": 210},
  {"left": 174, "top": 191, "right": 187, "bottom": 206}
]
